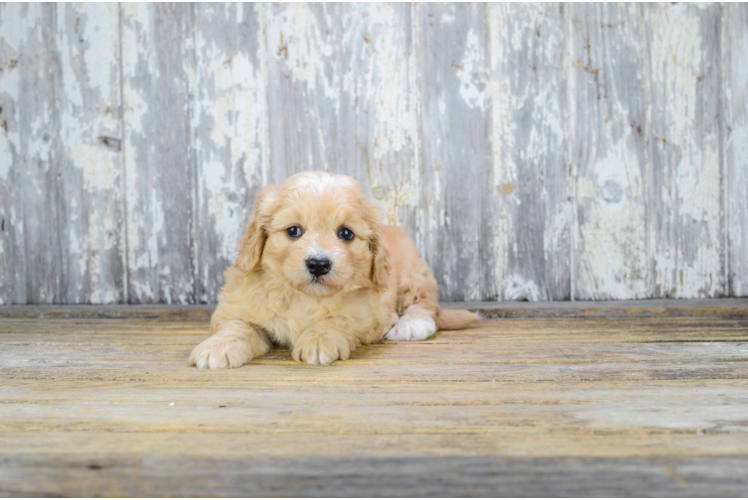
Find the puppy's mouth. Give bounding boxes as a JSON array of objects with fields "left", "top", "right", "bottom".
[
  {"left": 309, "top": 275, "right": 339, "bottom": 288},
  {"left": 300, "top": 275, "right": 342, "bottom": 296}
]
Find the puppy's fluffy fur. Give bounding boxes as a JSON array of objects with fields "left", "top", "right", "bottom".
[{"left": 189, "top": 172, "right": 478, "bottom": 369}]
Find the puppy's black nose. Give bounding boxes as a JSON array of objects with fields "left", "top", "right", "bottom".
[{"left": 306, "top": 257, "right": 331, "bottom": 277}]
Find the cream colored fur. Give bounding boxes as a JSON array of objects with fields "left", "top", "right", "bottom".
[{"left": 189, "top": 172, "right": 477, "bottom": 368}]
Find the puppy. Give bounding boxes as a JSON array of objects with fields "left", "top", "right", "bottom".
[{"left": 189, "top": 172, "right": 478, "bottom": 369}]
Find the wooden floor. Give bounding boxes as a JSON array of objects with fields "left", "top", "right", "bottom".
[{"left": 1, "top": 300, "right": 748, "bottom": 497}]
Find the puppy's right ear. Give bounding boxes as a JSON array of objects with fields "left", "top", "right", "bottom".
[{"left": 236, "top": 186, "right": 278, "bottom": 273}]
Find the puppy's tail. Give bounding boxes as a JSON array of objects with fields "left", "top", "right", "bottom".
[{"left": 436, "top": 308, "right": 480, "bottom": 330}]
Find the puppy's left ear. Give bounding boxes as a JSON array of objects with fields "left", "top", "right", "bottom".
[
  {"left": 370, "top": 230, "right": 390, "bottom": 292},
  {"left": 236, "top": 185, "right": 279, "bottom": 273},
  {"left": 365, "top": 203, "right": 390, "bottom": 291}
]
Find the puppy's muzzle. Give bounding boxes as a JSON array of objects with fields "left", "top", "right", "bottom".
[{"left": 306, "top": 257, "right": 331, "bottom": 277}]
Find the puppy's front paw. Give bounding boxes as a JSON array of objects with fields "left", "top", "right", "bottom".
[
  {"left": 385, "top": 314, "right": 436, "bottom": 341},
  {"left": 292, "top": 333, "right": 351, "bottom": 365},
  {"left": 189, "top": 332, "right": 253, "bottom": 370}
]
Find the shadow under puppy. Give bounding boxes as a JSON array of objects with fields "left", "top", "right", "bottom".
[{"left": 189, "top": 171, "right": 478, "bottom": 369}]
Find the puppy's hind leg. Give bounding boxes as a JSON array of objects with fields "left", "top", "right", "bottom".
[{"left": 385, "top": 303, "right": 438, "bottom": 341}]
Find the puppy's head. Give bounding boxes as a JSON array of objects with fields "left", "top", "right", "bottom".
[{"left": 236, "top": 172, "right": 389, "bottom": 296}]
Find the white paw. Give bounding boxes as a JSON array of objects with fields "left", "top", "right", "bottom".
[
  {"left": 292, "top": 333, "right": 351, "bottom": 365},
  {"left": 385, "top": 314, "right": 437, "bottom": 341},
  {"left": 189, "top": 332, "right": 252, "bottom": 370}
]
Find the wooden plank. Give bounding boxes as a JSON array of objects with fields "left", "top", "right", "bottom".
[
  {"left": 417, "top": 3, "right": 494, "bottom": 301},
  {"left": 212, "top": 3, "right": 421, "bottom": 297},
  {"left": 263, "top": 4, "right": 420, "bottom": 233},
  {"left": 723, "top": 3, "right": 748, "bottom": 297},
  {"left": 569, "top": 4, "right": 651, "bottom": 300},
  {"left": 2, "top": 298, "right": 748, "bottom": 320},
  {"left": 337, "top": 3, "right": 418, "bottom": 233},
  {"left": 0, "top": 304, "right": 216, "bottom": 320},
  {"left": 455, "top": 298, "right": 748, "bottom": 318},
  {"left": 3, "top": 341, "right": 748, "bottom": 385},
  {"left": 0, "top": 313, "right": 747, "bottom": 495},
  {"left": 1, "top": 315, "right": 747, "bottom": 395},
  {"left": 192, "top": 4, "right": 267, "bottom": 303},
  {"left": 0, "top": 4, "right": 60, "bottom": 304},
  {"left": 263, "top": 2, "right": 423, "bottom": 233},
  {"left": 55, "top": 3, "right": 125, "bottom": 304},
  {"left": 2, "top": 316, "right": 748, "bottom": 371},
  {"left": 0, "top": 4, "right": 743, "bottom": 306},
  {"left": 489, "top": 3, "right": 570, "bottom": 301},
  {"left": 121, "top": 3, "right": 195, "bottom": 304},
  {"left": 1, "top": 453, "right": 746, "bottom": 497},
  {"left": 264, "top": 3, "right": 341, "bottom": 181},
  {"left": 646, "top": 3, "right": 723, "bottom": 298},
  {"left": 3, "top": 315, "right": 748, "bottom": 345},
  {"left": 0, "top": 3, "right": 25, "bottom": 305},
  {"left": 2, "top": 379, "right": 748, "bottom": 439},
  {"left": 0, "top": 427, "right": 739, "bottom": 462}
]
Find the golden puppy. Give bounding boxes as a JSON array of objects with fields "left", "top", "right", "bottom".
[{"left": 189, "top": 172, "right": 477, "bottom": 368}]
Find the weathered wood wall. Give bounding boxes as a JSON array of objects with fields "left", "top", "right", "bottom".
[{"left": 0, "top": 3, "right": 746, "bottom": 304}]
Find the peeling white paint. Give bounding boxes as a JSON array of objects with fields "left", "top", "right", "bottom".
[
  {"left": 577, "top": 141, "right": 649, "bottom": 299},
  {"left": 456, "top": 29, "right": 488, "bottom": 110},
  {"left": 266, "top": 4, "right": 339, "bottom": 113},
  {"left": 191, "top": 3, "right": 269, "bottom": 301},
  {"left": 723, "top": 5, "right": 748, "bottom": 297},
  {"left": 0, "top": 3, "right": 37, "bottom": 50},
  {"left": 27, "top": 116, "right": 53, "bottom": 167},
  {"left": 440, "top": 8, "right": 455, "bottom": 26},
  {"left": 504, "top": 275, "right": 541, "bottom": 302},
  {"left": 83, "top": 6, "right": 118, "bottom": 106},
  {"left": 193, "top": 42, "right": 263, "bottom": 260},
  {"left": 489, "top": 4, "right": 569, "bottom": 300},
  {"left": 0, "top": 133, "right": 10, "bottom": 180},
  {"left": 55, "top": 3, "right": 124, "bottom": 303},
  {"left": 1, "top": 4, "right": 746, "bottom": 304},
  {"left": 340, "top": 4, "right": 417, "bottom": 229},
  {"left": 570, "top": 4, "right": 651, "bottom": 301},
  {"left": 648, "top": 3, "right": 723, "bottom": 298},
  {"left": 123, "top": 3, "right": 160, "bottom": 80},
  {"left": 141, "top": 185, "right": 163, "bottom": 272},
  {"left": 132, "top": 281, "right": 154, "bottom": 303},
  {"left": 120, "top": 4, "right": 199, "bottom": 303},
  {"left": 728, "top": 119, "right": 748, "bottom": 295}
]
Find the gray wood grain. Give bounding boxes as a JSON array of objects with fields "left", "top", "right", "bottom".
[
  {"left": 0, "top": 3, "right": 746, "bottom": 304},
  {"left": 489, "top": 3, "right": 570, "bottom": 301},
  {"left": 0, "top": 4, "right": 62, "bottom": 304},
  {"left": 646, "top": 3, "right": 724, "bottom": 299},
  {"left": 417, "top": 3, "right": 493, "bottom": 302},
  {"left": 723, "top": 3, "right": 748, "bottom": 297},
  {"left": 570, "top": 4, "right": 651, "bottom": 300},
  {"left": 338, "top": 3, "right": 419, "bottom": 234},
  {"left": 0, "top": 4, "right": 31, "bottom": 304},
  {"left": 264, "top": 3, "right": 341, "bottom": 181},
  {"left": 121, "top": 3, "right": 196, "bottom": 304},
  {"left": 264, "top": 3, "right": 419, "bottom": 233},
  {"left": 56, "top": 3, "right": 125, "bottom": 304},
  {"left": 192, "top": 3, "right": 267, "bottom": 302}
]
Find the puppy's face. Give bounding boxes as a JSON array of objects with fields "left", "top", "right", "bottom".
[{"left": 237, "top": 172, "right": 389, "bottom": 296}]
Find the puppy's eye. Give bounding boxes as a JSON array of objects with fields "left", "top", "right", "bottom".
[
  {"left": 338, "top": 227, "right": 354, "bottom": 241},
  {"left": 286, "top": 226, "right": 303, "bottom": 238}
]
